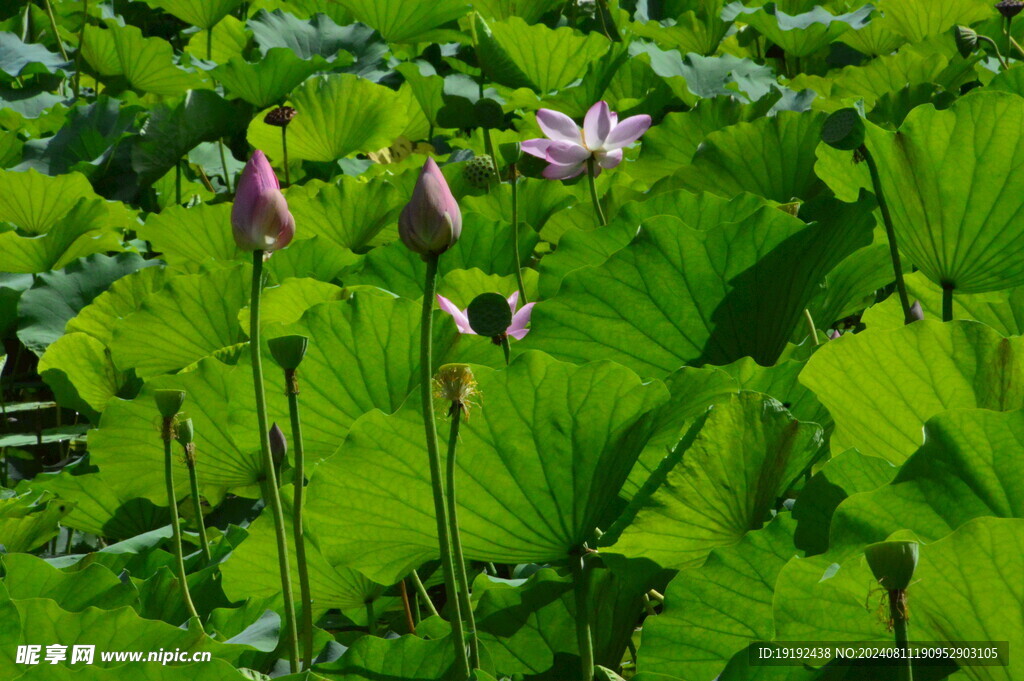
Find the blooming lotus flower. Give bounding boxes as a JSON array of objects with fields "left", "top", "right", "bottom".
[
  {"left": 232, "top": 150, "right": 295, "bottom": 252},
  {"left": 437, "top": 292, "right": 535, "bottom": 340},
  {"left": 399, "top": 158, "right": 462, "bottom": 257},
  {"left": 521, "top": 101, "right": 652, "bottom": 180}
]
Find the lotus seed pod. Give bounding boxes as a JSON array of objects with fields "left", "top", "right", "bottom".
[
  {"left": 268, "top": 335, "right": 309, "bottom": 370},
  {"left": 996, "top": 0, "right": 1024, "bottom": 19},
  {"left": 865, "top": 540, "right": 919, "bottom": 591},
  {"left": 466, "top": 292, "right": 513, "bottom": 338},
  {"left": 264, "top": 106, "right": 297, "bottom": 128},
  {"left": 464, "top": 155, "right": 497, "bottom": 189},
  {"left": 269, "top": 422, "right": 287, "bottom": 469},
  {"left": 909, "top": 300, "right": 925, "bottom": 322},
  {"left": 154, "top": 390, "right": 186, "bottom": 419},
  {"left": 433, "top": 363, "right": 478, "bottom": 408},
  {"left": 821, "top": 108, "right": 865, "bottom": 151},
  {"left": 176, "top": 418, "right": 195, "bottom": 446},
  {"left": 954, "top": 25, "right": 980, "bottom": 58}
]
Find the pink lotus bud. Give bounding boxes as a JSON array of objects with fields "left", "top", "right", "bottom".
[
  {"left": 399, "top": 158, "right": 461, "bottom": 257},
  {"left": 232, "top": 150, "right": 295, "bottom": 253}
]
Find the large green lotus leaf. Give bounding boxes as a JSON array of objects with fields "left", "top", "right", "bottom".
[
  {"left": 38, "top": 333, "right": 127, "bottom": 417},
  {"left": 131, "top": 90, "right": 243, "bottom": 182},
  {"left": 472, "top": 0, "right": 563, "bottom": 22},
  {"left": 0, "top": 492, "right": 73, "bottom": 553},
  {"left": 247, "top": 74, "right": 407, "bottom": 162},
  {"left": 13, "top": 659, "right": 258, "bottom": 681},
  {"left": 0, "top": 32, "right": 69, "bottom": 80},
  {"left": 606, "top": 393, "right": 821, "bottom": 569},
  {"left": 863, "top": 272, "right": 1024, "bottom": 336},
  {"left": 313, "top": 633, "right": 457, "bottom": 680},
  {"left": 630, "top": 11, "right": 729, "bottom": 57},
  {"left": 334, "top": 0, "right": 468, "bottom": 42},
  {"left": 137, "top": 203, "right": 243, "bottom": 272},
  {"left": 246, "top": 10, "right": 369, "bottom": 63},
  {"left": 80, "top": 24, "right": 121, "bottom": 78},
  {"left": 0, "top": 594, "right": 256, "bottom": 668},
  {"left": 461, "top": 178, "right": 577, "bottom": 240},
  {"left": 16, "top": 253, "right": 154, "bottom": 356},
  {"left": 263, "top": 236, "right": 356, "bottom": 283},
  {"left": 110, "top": 266, "right": 249, "bottom": 378},
  {"left": 665, "top": 111, "right": 826, "bottom": 203},
  {"left": 805, "top": 243, "right": 894, "bottom": 332},
  {"left": 826, "top": 408, "right": 1024, "bottom": 558},
  {"left": 631, "top": 45, "right": 776, "bottom": 107},
  {"left": 221, "top": 484, "right": 387, "bottom": 613},
  {"left": 140, "top": 0, "right": 245, "bottom": 29},
  {"left": 738, "top": 5, "right": 872, "bottom": 57},
  {"left": 791, "top": 449, "right": 895, "bottom": 556},
  {"left": 0, "top": 203, "right": 126, "bottom": 274},
  {"left": 66, "top": 267, "right": 168, "bottom": 346},
  {"left": 0, "top": 168, "right": 132, "bottom": 236},
  {"left": 475, "top": 15, "right": 611, "bottom": 93},
  {"left": 184, "top": 15, "right": 250, "bottom": 64},
  {"left": 213, "top": 48, "right": 324, "bottom": 108},
  {"left": 774, "top": 517, "right": 1021, "bottom": 681},
  {"left": 864, "top": 92, "right": 1024, "bottom": 293},
  {"left": 305, "top": 352, "right": 667, "bottom": 584},
  {"left": 0, "top": 553, "right": 137, "bottom": 612},
  {"left": 799, "top": 320, "right": 1024, "bottom": 465},
  {"left": 524, "top": 196, "right": 873, "bottom": 376},
  {"left": 875, "top": 0, "right": 993, "bottom": 42},
  {"left": 106, "top": 21, "right": 208, "bottom": 96},
  {"left": 637, "top": 516, "right": 797, "bottom": 681},
  {"left": 720, "top": 355, "right": 829, "bottom": 427},
  {"left": 239, "top": 278, "right": 344, "bottom": 328},
  {"left": 285, "top": 174, "right": 401, "bottom": 250}
]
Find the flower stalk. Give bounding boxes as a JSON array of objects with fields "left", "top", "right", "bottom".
[
  {"left": 510, "top": 163, "right": 528, "bottom": 304},
  {"left": 941, "top": 283, "right": 954, "bottom": 322},
  {"left": 586, "top": 158, "right": 607, "bottom": 227},
  {"left": 571, "top": 550, "right": 594, "bottom": 681},
  {"left": 862, "top": 148, "right": 914, "bottom": 325},
  {"left": 444, "top": 405, "right": 480, "bottom": 670},
  {"left": 176, "top": 419, "right": 212, "bottom": 564}
]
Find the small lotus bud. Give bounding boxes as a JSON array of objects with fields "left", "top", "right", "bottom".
[
  {"left": 865, "top": 540, "right": 919, "bottom": 591},
  {"left": 154, "top": 390, "right": 186, "bottom": 419},
  {"left": 466, "top": 292, "right": 513, "bottom": 339},
  {"left": 996, "top": 0, "right": 1024, "bottom": 18},
  {"left": 264, "top": 106, "right": 297, "bottom": 128},
  {"left": 176, "top": 418, "right": 195, "bottom": 446},
  {"left": 954, "top": 25, "right": 980, "bottom": 58},
  {"left": 399, "top": 158, "right": 462, "bottom": 258},
  {"left": 828, "top": 329, "right": 841, "bottom": 340},
  {"left": 269, "top": 422, "right": 287, "bottom": 469},
  {"left": 909, "top": 300, "right": 925, "bottom": 322},
  {"left": 821, "top": 108, "right": 865, "bottom": 151},
  {"left": 232, "top": 150, "right": 295, "bottom": 253},
  {"left": 268, "top": 335, "right": 309, "bottom": 370},
  {"left": 434, "top": 364, "right": 479, "bottom": 416},
  {"left": 464, "top": 155, "right": 497, "bottom": 189}
]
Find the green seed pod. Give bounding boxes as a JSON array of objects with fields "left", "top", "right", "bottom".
[
  {"left": 466, "top": 292, "right": 512, "bottom": 338},
  {"left": 953, "top": 25, "right": 979, "bottom": 58},
  {"left": 268, "top": 335, "right": 309, "bottom": 370},
  {"left": 176, "top": 418, "right": 195, "bottom": 446},
  {"left": 464, "top": 155, "right": 497, "bottom": 189},
  {"left": 821, "top": 108, "right": 865, "bottom": 151},
  {"left": 865, "top": 540, "right": 919, "bottom": 591},
  {"left": 154, "top": 390, "right": 186, "bottom": 419}
]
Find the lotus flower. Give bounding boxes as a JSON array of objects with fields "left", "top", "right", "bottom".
[
  {"left": 521, "top": 101, "right": 652, "bottom": 180},
  {"left": 437, "top": 292, "right": 534, "bottom": 340},
  {"left": 232, "top": 150, "right": 295, "bottom": 252},
  {"left": 399, "top": 158, "right": 462, "bottom": 257}
]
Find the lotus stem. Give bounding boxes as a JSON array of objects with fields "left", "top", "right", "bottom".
[
  {"left": 281, "top": 126, "right": 290, "bottom": 187},
  {"left": 804, "top": 309, "right": 820, "bottom": 346},
  {"left": 365, "top": 598, "right": 377, "bottom": 635},
  {"left": 400, "top": 579, "right": 417, "bottom": 634},
  {"left": 419, "top": 254, "right": 471, "bottom": 681},
  {"left": 571, "top": 550, "right": 595, "bottom": 681},
  {"left": 250, "top": 251, "right": 300, "bottom": 673},
  {"left": 162, "top": 423, "right": 201, "bottom": 623},
  {"left": 74, "top": 0, "right": 87, "bottom": 99},
  {"left": 182, "top": 445, "right": 212, "bottom": 564},
  {"left": 42, "top": 0, "right": 69, "bottom": 62},
  {"left": 445, "top": 406, "right": 480, "bottom": 671},
  {"left": 585, "top": 158, "right": 607, "bottom": 227},
  {"left": 941, "top": 283, "right": 954, "bottom": 322},
  {"left": 890, "top": 589, "right": 913, "bottom": 681},
  {"left": 862, "top": 147, "right": 913, "bottom": 325},
  {"left": 284, "top": 368, "right": 314, "bottom": 669},
  {"left": 219, "top": 141, "right": 233, "bottom": 193},
  {"left": 510, "top": 164, "right": 528, "bottom": 304},
  {"left": 978, "top": 35, "right": 1011, "bottom": 70},
  {"left": 410, "top": 568, "right": 439, "bottom": 618},
  {"left": 500, "top": 335, "right": 511, "bottom": 365}
]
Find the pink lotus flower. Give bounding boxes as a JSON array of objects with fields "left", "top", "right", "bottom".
[
  {"left": 436, "top": 292, "right": 535, "bottom": 340},
  {"left": 399, "top": 158, "right": 462, "bottom": 257},
  {"left": 232, "top": 150, "right": 295, "bottom": 252},
  {"left": 521, "top": 101, "right": 652, "bottom": 180}
]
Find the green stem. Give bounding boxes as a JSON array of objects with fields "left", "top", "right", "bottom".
[
  {"left": 571, "top": 551, "right": 594, "bottom": 681},
  {"left": 410, "top": 569, "right": 439, "bottom": 618},
  {"left": 500, "top": 335, "right": 511, "bottom": 365},
  {"left": 250, "top": 252, "right": 300, "bottom": 673},
  {"left": 1011, "top": 34, "right": 1024, "bottom": 58},
  {"left": 445, "top": 407, "right": 480, "bottom": 671},
  {"left": 863, "top": 148, "right": 913, "bottom": 325},
  {"left": 285, "top": 375, "right": 314, "bottom": 670},
  {"left": 74, "top": 0, "right": 87, "bottom": 99},
  {"left": 483, "top": 128, "right": 496, "bottom": 162},
  {"left": 941, "top": 283, "right": 954, "bottom": 322},
  {"left": 585, "top": 158, "right": 607, "bottom": 227},
  {"left": 365, "top": 599, "right": 376, "bottom": 636},
  {"left": 281, "top": 126, "right": 290, "bottom": 187},
  {"left": 890, "top": 590, "right": 913, "bottom": 681},
  {"left": 979, "top": 35, "right": 1011, "bottom": 70},
  {"left": 510, "top": 164, "right": 528, "bottom": 304},
  {"left": 1007, "top": 17, "right": 1013, "bottom": 58},
  {"left": 419, "top": 254, "right": 471, "bottom": 681},
  {"left": 400, "top": 579, "right": 417, "bottom": 634},
  {"left": 206, "top": 25, "right": 213, "bottom": 61},
  {"left": 43, "top": 0, "right": 70, "bottom": 61},
  {"left": 804, "top": 309, "right": 820, "bottom": 346},
  {"left": 184, "top": 453, "right": 212, "bottom": 564},
  {"left": 164, "top": 428, "right": 201, "bottom": 623},
  {"left": 219, "top": 141, "right": 232, "bottom": 194}
]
